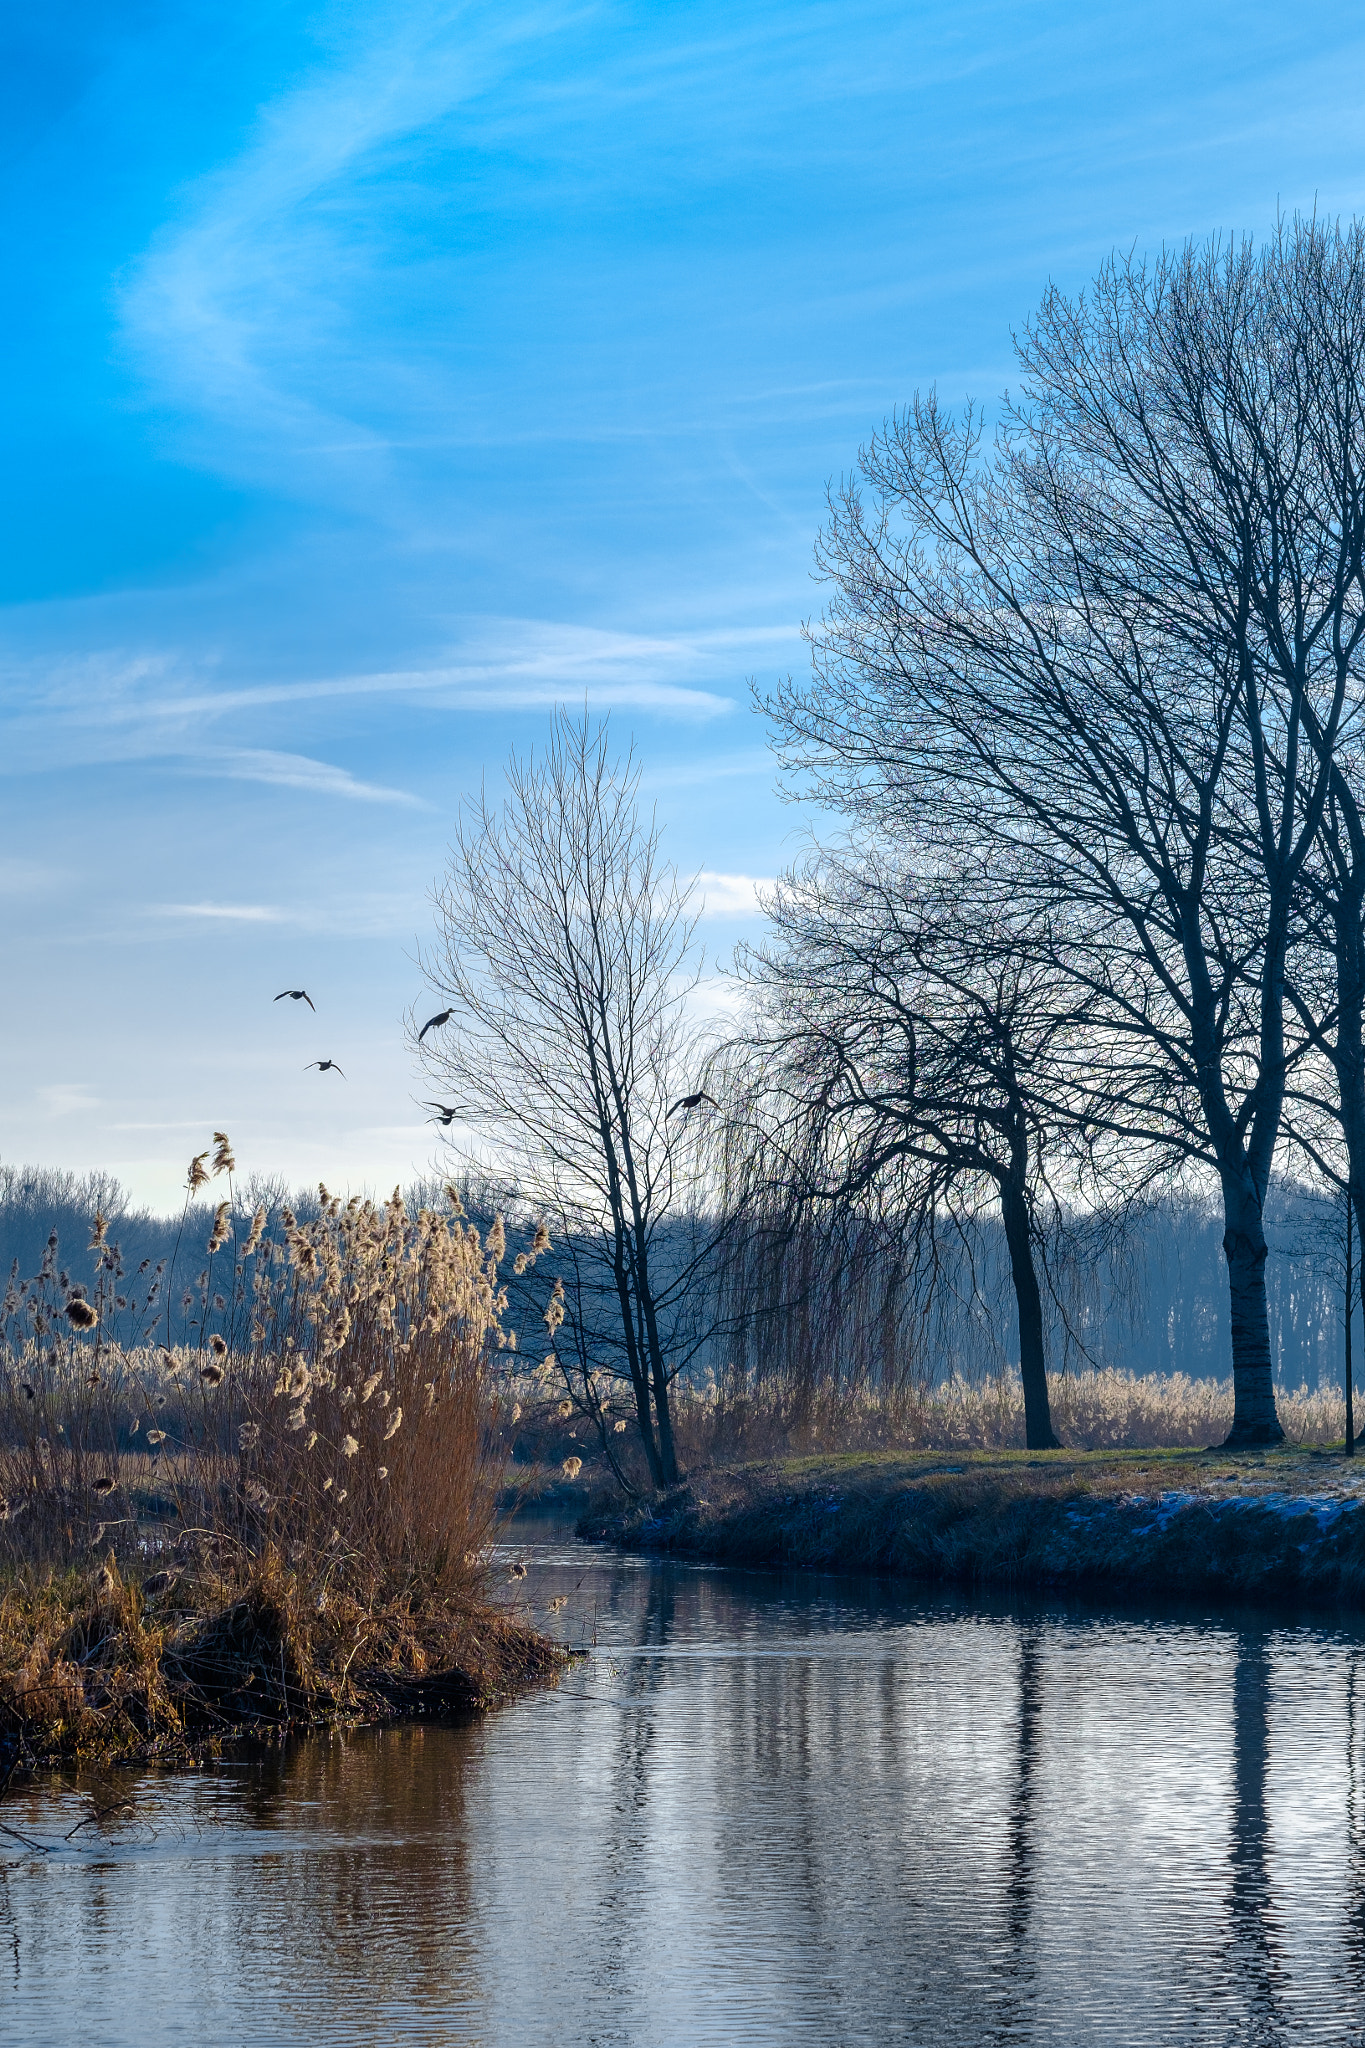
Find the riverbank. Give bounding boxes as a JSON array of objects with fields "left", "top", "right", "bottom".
[
  {"left": 0, "top": 1559, "right": 567, "bottom": 1786},
  {"left": 579, "top": 1446, "right": 1365, "bottom": 1604}
]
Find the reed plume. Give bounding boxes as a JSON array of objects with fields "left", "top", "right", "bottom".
[{"left": 0, "top": 1135, "right": 558, "bottom": 1777}]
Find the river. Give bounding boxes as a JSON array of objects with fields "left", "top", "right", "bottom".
[{"left": 3, "top": 1516, "right": 1363, "bottom": 2045}]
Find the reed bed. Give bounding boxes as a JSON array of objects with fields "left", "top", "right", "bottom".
[
  {"left": 664, "top": 1366, "right": 1361, "bottom": 1465},
  {"left": 496, "top": 1361, "right": 1360, "bottom": 1496},
  {"left": 0, "top": 1139, "right": 563, "bottom": 1780}
]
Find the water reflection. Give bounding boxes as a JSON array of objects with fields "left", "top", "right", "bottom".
[
  {"left": 995, "top": 1630, "right": 1044, "bottom": 2041},
  {"left": 3, "top": 1540, "right": 1365, "bottom": 2046},
  {"left": 1348, "top": 1659, "right": 1365, "bottom": 1988},
  {"left": 1222, "top": 1634, "right": 1286, "bottom": 2040}
]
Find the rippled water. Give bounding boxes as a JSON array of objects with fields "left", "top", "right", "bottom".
[{"left": 4, "top": 1522, "right": 1365, "bottom": 2045}]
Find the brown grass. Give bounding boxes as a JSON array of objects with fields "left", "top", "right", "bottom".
[
  {"left": 0, "top": 1147, "right": 566, "bottom": 1782},
  {"left": 666, "top": 1366, "right": 1362, "bottom": 1463},
  {"left": 0, "top": 1556, "right": 560, "bottom": 1778}
]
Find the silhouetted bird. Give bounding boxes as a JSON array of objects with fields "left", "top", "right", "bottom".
[
  {"left": 425, "top": 1103, "right": 460, "bottom": 1126},
  {"left": 668, "top": 1090, "right": 719, "bottom": 1116},
  {"left": 418, "top": 1008, "right": 454, "bottom": 1042},
  {"left": 508, "top": 1561, "right": 527, "bottom": 1581},
  {"left": 305, "top": 1060, "right": 345, "bottom": 1077},
  {"left": 274, "top": 989, "right": 315, "bottom": 1010}
]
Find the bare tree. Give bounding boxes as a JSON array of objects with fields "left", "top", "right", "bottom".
[
  {"left": 1135, "top": 221, "right": 1365, "bottom": 1411},
  {"left": 416, "top": 711, "right": 711, "bottom": 1489},
  {"left": 731, "top": 851, "right": 1093, "bottom": 1448},
  {"left": 762, "top": 225, "right": 1365, "bottom": 1444}
]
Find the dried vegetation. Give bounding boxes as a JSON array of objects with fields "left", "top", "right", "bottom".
[
  {"left": 666, "top": 1365, "right": 1362, "bottom": 1465},
  {"left": 0, "top": 1139, "right": 564, "bottom": 1783}
]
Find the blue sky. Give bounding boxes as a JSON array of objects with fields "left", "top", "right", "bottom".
[{"left": 4, "top": 0, "right": 1364, "bottom": 1209}]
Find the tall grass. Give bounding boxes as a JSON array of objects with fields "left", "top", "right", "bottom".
[
  {"left": 668, "top": 1366, "right": 1363, "bottom": 1463},
  {"left": 0, "top": 1143, "right": 561, "bottom": 1768}
]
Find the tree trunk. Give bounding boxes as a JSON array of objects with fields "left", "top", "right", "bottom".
[
  {"left": 1331, "top": 880, "right": 1365, "bottom": 1437},
  {"left": 999, "top": 1176, "right": 1059, "bottom": 1450},
  {"left": 650, "top": 1345, "right": 680, "bottom": 1486},
  {"left": 1219, "top": 1180, "right": 1283, "bottom": 1446},
  {"left": 1186, "top": 921, "right": 1283, "bottom": 1445},
  {"left": 1345, "top": 1185, "right": 1356, "bottom": 1460},
  {"left": 637, "top": 1277, "right": 680, "bottom": 1486},
  {"left": 612, "top": 1257, "right": 664, "bottom": 1489}
]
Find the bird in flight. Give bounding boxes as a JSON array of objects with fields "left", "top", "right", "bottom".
[
  {"left": 425, "top": 1103, "right": 460, "bottom": 1125},
  {"left": 274, "top": 989, "right": 315, "bottom": 1010},
  {"left": 418, "top": 1007, "right": 454, "bottom": 1042},
  {"left": 305, "top": 1060, "right": 345, "bottom": 1077},
  {"left": 668, "top": 1090, "right": 719, "bottom": 1116}
]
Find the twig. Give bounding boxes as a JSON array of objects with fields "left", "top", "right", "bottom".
[
  {"left": 64, "top": 1793, "right": 136, "bottom": 1841},
  {"left": 0, "top": 1821, "right": 49, "bottom": 1854}
]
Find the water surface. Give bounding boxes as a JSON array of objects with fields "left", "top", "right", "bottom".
[{"left": 3, "top": 1524, "right": 1364, "bottom": 2045}]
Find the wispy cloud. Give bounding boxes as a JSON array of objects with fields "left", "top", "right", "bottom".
[
  {"left": 150, "top": 901, "right": 289, "bottom": 923},
  {"left": 0, "top": 856, "right": 66, "bottom": 897},
  {"left": 192, "top": 748, "right": 427, "bottom": 806},
  {"left": 119, "top": 5, "right": 571, "bottom": 504},
  {"left": 643, "top": 747, "right": 774, "bottom": 791},
  {"left": 143, "top": 888, "right": 428, "bottom": 939},
  {"left": 138, "top": 644, "right": 740, "bottom": 723},
  {"left": 696, "top": 871, "right": 775, "bottom": 918},
  {"left": 108, "top": 1120, "right": 232, "bottom": 1133},
  {"left": 0, "top": 615, "right": 755, "bottom": 764}
]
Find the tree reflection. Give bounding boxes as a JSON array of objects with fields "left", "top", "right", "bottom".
[
  {"left": 227, "top": 1723, "right": 487, "bottom": 2032},
  {"left": 1222, "top": 1630, "right": 1286, "bottom": 2040},
  {"left": 1347, "top": 1657, "right": 1365, "bottom": 1981},
  {"left": 1006, "top": 1630, "right": 1042, "bottom": 1944},
  {"left": 988, "top": 1625, "right": 1043, "bottom": 2044}
]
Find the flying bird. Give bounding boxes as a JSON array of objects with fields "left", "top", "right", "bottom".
[
  {"left": 668, "top": 1090, "right": 719, "bottom": 1116},
  {"left": 305, "top": 1060, "right": 345, "bottom": 1077},
  {"left": 274, "top": 989, "right": 315, "bottom": 1010},
  {"left": 425, "top": 1103, "right": 460, "bottom": 1126},
  {"left": 417, "top": 1007, "right": 454, "bottom": 1042}
]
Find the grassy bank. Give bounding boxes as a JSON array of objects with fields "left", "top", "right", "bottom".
[{"left": 580, "top": 1446, "right": 1365, "bottom": 1606}]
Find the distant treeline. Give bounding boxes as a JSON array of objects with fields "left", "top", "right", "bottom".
[
  {"left": 2, "top": 1162, "right": 1354, "bottom": 1391},
  {"left": 701, "top": 1182, "right": 1355, "bottom": 1409}
]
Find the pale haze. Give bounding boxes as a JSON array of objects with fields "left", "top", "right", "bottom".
[{"left": 3, "top": 1, "right": 1362, "bottom": 1207}]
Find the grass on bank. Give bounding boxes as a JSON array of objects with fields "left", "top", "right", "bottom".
[{"left": 0, "top": 1143, "right": 566, "bottom": 1784}]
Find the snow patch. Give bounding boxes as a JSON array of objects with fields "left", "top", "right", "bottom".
[{"left": 1124, "top": 1490, "right": 1363, "bottom": 1537}]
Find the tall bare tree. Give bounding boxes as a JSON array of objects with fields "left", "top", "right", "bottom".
[
  {"left": 764, "top": 223, "right": 1365, "bottom": 1444},
  {"left": 732, "top": 851, "right": 1083, "bottom": 1447},
  {"left": 1125, "top": 222, "right": 1365, "bottom": 1393},
  {"left": 416, "top": 712, "right": 710, "bottom": 1488}
]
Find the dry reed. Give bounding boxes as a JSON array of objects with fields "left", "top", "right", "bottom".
[
  {"left": 666, "top": 1366, "right": 1363, "bottom": 1463},
  {"left": 0, "top": 1142, "right": 564, "bottom": 1776}
]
